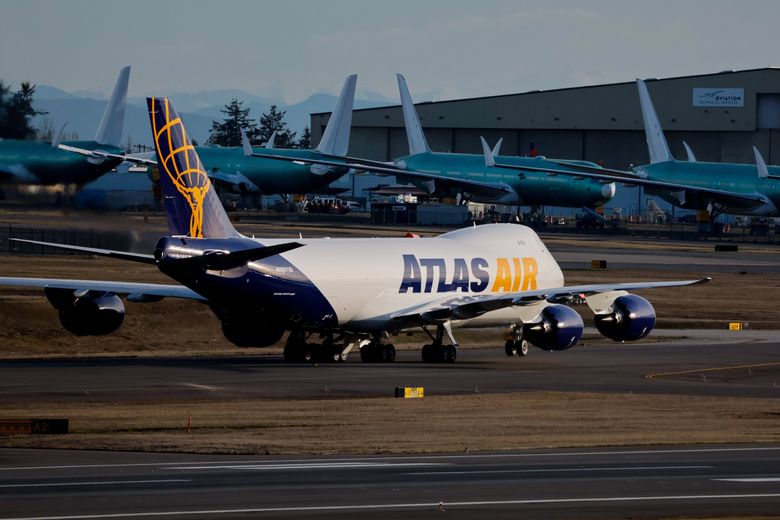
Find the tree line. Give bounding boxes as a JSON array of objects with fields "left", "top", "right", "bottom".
[
  {"left": 0, "top": 81, "right": 45, "bottom": 140},
  {"left": 207, "top": 99, "right": 310, "bottom": 149}
]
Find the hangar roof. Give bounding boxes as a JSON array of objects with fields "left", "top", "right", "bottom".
[{"left": 312, "top": 68, "right": 780, "bottom": 132}]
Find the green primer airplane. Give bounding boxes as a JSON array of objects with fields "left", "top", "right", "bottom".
[
  {"left": 490, "top": 79, "right": 780, "bottom": 219},
  {"left": 252, "top": 74, "right": 618, "bottom": 209},
  {"left": 83, "top": 75, "right": 359, "bottom": 197},
  {"left": 0, "top": 67, "right": 130, "bottom": 187}
]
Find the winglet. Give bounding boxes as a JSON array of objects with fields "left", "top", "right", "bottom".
[
  {"left": 480, "top": 136, "right": 495, "bottom": 167},
  {"left": 682, "top": 141, "right": 697, "bottom": 162},
  {"left": 315, "top": 74, "right": 357, "bottom": 156},
  {"left": 397, "top": 73, "right": 431, "bottom": 155},
  {"left": 240, "top": 128, "right": 252, "bottom": 156},
  {"left": 491, "top": 137, "right": 504, "bottom": 157},
  {"left": 94, "top": 66, "right": 130, "bottom": 147},
  {"left": 264, "top": 130, "right": 277, "bottom": 149},
  {"left": 754, "top": 146, "right": 769, "bottom": 179},
  {"left": 636, "top": 79, "right": 673, "bottom": 164},
  {"left": 52, "top": 122, "right": 67, "bottom": 148}
]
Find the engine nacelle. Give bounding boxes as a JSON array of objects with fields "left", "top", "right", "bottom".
[
  {"left": 45, "top": 288, "right": 125, "bottom": 336},
  {"left": 221, "top": 319, "right": 285, "bottom": 348},
  {"left": 594, "top": 294, "right": 656, "bottom": 341},
  {"left": 523, "top": 304, "right": 584, "bottom": 351}
]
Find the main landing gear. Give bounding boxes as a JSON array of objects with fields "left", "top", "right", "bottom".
[
  {"left": 420, "top": 322, "right": 458, "bottom": 363},
  {"left": 284, "top": 331, "right": 351, "bottom": 363},
  {"left": 359, "top": 335, "right": 396, "bottom": 363},
  {"left": 505, "top": 324, "right": 529, "bottom": 357}
]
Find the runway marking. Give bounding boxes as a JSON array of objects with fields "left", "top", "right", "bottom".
[
  {"left": 3, "top": 493, "right": 780, "bottom": 519},
  {"left": 167, "top": 462, "right": 447, "bottom": 471},
  {"left": 0, "top": 479, "right": 190, "bottom": 489},
  {"left": 715, "top": 477, "right": 780, "bottom": 482},
  {"left": 645, "top": 361, "right": 780, "bottom": 379},
  {"left": 2, "top": 446, "right": 779, "bottom": 471},
  {"left": 177, "top": 383, "right": 218, "bottom": 391},
  {"left": 407, "top": 465, "right": 713, "bottom": 476}
]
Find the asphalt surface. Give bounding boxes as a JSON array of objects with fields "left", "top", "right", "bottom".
[
  {"left": 1, "top": 329, "right": 778, "bottom": 402},
  {"left": 1, "top": 444, "right": 779, "bottom": 519}
]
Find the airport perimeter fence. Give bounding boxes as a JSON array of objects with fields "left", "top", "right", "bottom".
[{"left": 0, "top": 224, "right": 132, "bottom": 256}]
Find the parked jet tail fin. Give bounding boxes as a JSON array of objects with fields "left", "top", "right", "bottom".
[
  {"left": 754, "top": 146, "right": 769, "bottom": 179},
  {"left": 94, "top": 66, "right": 130, "bottom": 147},
  {"left": 396, "top": 73, "right": 431, "bottom": 155},
  {"left": 315, "top": 74, "right": 357, "bottom": 156},
  {"left": 636, "top": 79, "right": 673, "bottom": 164},
  {"left": 147, "top": 97, "right": 241, "bottom": 239}
]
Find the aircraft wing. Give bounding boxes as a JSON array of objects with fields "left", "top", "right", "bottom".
[
  {"left": 491, "top": 160, "right": 770, "bottom": 211},
  {"left": 389, "top": 278, "right": 710, "bottom": 327},
  {"left": 58, "top": 144, "right": 157, "bottom": 165},
  {"left": 0, "top": 277, "right": 205, "bottom": 301},
  {"left": 208, "top": 170, "right": 261, "bottom": 194},
  {"left": 250, "top": 151, "right": 514, "bottom": 198}
]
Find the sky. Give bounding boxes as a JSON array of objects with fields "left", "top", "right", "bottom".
[{"left": 2, "top": 0, "right": 780, "bottom": 103}]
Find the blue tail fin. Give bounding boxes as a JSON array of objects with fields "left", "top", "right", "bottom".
[{"left": 146, "top": 97, "right": 240, "bottom": 239}]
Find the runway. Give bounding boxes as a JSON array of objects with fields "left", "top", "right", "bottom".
[
  {"left": 1, "top": 330, "right": 778, "bottom": 403},
  {"left": 1, "top": 444, "right": 779, "bottom": 519}
]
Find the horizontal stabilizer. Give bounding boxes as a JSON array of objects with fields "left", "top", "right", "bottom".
[{"left": 9, "top": 238, "right": 155, "bottom": 264}]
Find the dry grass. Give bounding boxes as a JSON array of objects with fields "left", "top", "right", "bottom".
[{"left": 0, "top": 391, "right": 776, "bottom": 454}]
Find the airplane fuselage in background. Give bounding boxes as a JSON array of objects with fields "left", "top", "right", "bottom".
[
  {"left": 636, "top": 160, "right": 780, "bottom": 216},
  {"left": 191, "top": 147, "right": 348, "bottom": 194},
  {"left": 156, "top": 224, "right": 562, "bottom": 332},
  {"left": 0, "top": 140, "right": 124, "bottom": 185},
  {"left": 398, "top": 152, "right": 615, "bottom": 207}
]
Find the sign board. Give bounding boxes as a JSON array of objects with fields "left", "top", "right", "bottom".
[{"left": 693, "top": 88, "right": 744, "bottom": 107}]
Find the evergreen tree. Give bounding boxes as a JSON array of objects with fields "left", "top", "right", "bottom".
[
  {"left": 0, "top": 80, "right": 46, "bottom": 140},
  {"left": 254, "top": 104, "right": 296, "bottom": 148},
  {"left": 207, "top": 98, "right": 257, "bottom": 147},
  {"left": 296, "top": 126, "right": 311, "bottom": 149}
]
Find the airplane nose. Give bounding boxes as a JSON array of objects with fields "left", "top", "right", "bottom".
[{"left": 601, "top": 182, "right": 616, "bottom": 200}]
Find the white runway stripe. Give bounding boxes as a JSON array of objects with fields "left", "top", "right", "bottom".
[
  {"left": 3, "top": 493, "right": 780, "bottom": 520},
  {"left": 407, "top": 465, "right": 713, "bottom": 476},
  {"left": 0, "top": 479, "right": 190, "bottom": 489},
  {"left": 715, "top": 477, "right": 780, "bottom": 482}
]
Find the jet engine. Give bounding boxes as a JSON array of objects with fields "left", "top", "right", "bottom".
[
  {"left": 221, "top": 319, "right": 285, "bottom": 348},
  {"left": 523, "top": 304, "right": 584, "bottom": 351},
  {"left": 594, "top": 294, "right": 656, "bottom": 341},
  {"left": 45, "top": 288, "right": 125, "bottom": 336}
]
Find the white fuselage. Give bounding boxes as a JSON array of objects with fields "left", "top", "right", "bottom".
[{"left": 251, "top": 224, "right": 564, "bottom": 332}]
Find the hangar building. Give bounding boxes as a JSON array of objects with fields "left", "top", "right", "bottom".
[{"left": 311, "top": 68, "right": 780, "bottom": 170}]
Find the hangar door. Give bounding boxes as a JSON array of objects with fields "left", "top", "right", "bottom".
[{"left": 757, "top": 94, "right": 780, "bottom": 128}]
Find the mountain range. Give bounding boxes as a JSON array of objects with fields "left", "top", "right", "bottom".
[{"left": 31, "top": 85, "right": 395, "bottom": 148}]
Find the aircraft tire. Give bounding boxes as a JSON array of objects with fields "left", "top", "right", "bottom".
[
  {"left": 421, "top": 344, "right": 433, "bottom": 363},
  {"left": 382, "top": 344, "right": 396, "bottom": 362},
  {"left": 444, "top": 345, "right": 457, "bottom": 363},
  {"left": 505, "top": 339, "right": 517, "bottom": 356},
  {"left": 518, "top": 339, "right": 529, "bottom": 357}
]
